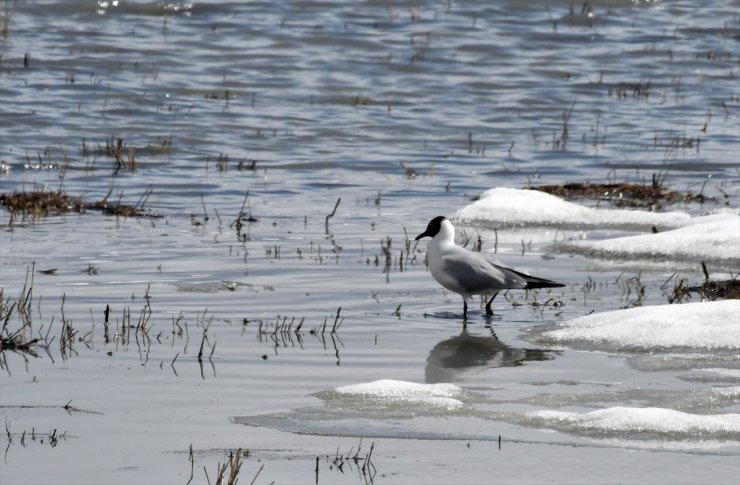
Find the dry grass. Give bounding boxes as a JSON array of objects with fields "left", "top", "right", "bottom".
[
  {"left": 0, "top": 190, "right": 84, "bottom": 216},
  {"left": 1, "top": 0, "right": 12, "bottom": 39},
  {"left": 532, "top": 180, "right": 711, "bottom": 208},
  {"left": 0, "top": 268, "right": 42, "bottom": 370},
  {"left": 0, "top": 188, "right": 160, "bottom": 219},
  {"left": 211, "top": 449, "right": 244, "bottom": 485},
  {"left": 670, "top": 278, "right": 740, "bottom": 303}
]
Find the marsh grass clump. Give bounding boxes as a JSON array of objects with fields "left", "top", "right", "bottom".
[
  {"left": 327, "top": 439, "right": 377, "bottom": 483},
  {"left": 0, "top": 268, "right": 47, "bottom": 370},
  {"left": 669, "top": 277, "right": 740, "bottom": 303},
  {"left": 0, "top": 190, "right": 84, "bottom": 217},
  {"left": 87, "top": 185, "right": 159, "bottom": 218},
  {"left": 3, "top": 422, "right": 70, "bottom": 450},
  {"left": 0, "top": 187, "right": 160, "bottom": 220},
  {"left": 209, "top": 449, "right": 260, "bottom": 485},
  {"left": 532, "top": 178, "right": 712, "bottom": 208},
  {"left": 186, "top": 447, "right": 260, "bottom": 485},
  {"left": 608, "top": 81, "right": 651, "bottom": 100},
  {"left": 81, "top": 136, "right": 137, "bottom": 173},
  {"left": 104, "top": 138, "right": 137, "bottom": 174},
  {"left": 0, "top": 292, "right": 40, "bottom": 361}
]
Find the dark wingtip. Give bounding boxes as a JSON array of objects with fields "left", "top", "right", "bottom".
[{"left": 524, "top": 280, "right": 566, "bottom": 289}]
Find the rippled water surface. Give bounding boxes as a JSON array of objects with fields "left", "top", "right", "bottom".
[{"left": 1, "top": 1, "right": 739, "bottom": 484}]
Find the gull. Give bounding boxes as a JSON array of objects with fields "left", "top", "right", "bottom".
[{"left": 415, "top": 216, "right": 564, "bottom": 319}]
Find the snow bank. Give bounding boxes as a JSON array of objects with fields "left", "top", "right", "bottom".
[
  {"left": 334, "top": 379, "right": 464, "bottom": 410},
  {"left": 527, "top": 406, "right": 740, "bottom": 439},
  {"left": 565, "top": 213, "right": 740, "bottom": 263},
  {"left": 454, "top": 188, "right": 739, "bottom": 263},
  {"left": 455, "top": 187, "right": 691, "bottom": 229},
  {"left": 541, "top": 300, "right": 740, "bottom": 350}
]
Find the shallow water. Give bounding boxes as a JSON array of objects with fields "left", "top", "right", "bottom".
[{"left": 1, "top": 1, "right": 739, "bottom": 484}]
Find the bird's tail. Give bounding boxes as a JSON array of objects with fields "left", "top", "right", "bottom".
[{"left": 507, "top": 268, "right": 565, "bottom": 289}]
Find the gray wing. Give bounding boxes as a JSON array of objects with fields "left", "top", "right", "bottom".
[
  {"left": 480, "top": 253, "right": 563, "bottom": 289},
  {"left": 441, "top": 251, "right": 527, "bottom": 295}
]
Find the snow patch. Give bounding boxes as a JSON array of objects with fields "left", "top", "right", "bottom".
[
  {"left": 541, "top": 300, "right": 740, "bottom": 350},
  {"left": 455, "top": 187, "right": 691, "bottom": 229},
  {"left": 695, "top": 368, "right": 740, "bottom": 379},
  {"left": 564, "top": 213, "right": 740, "bottom": 263},
  {"left": 454, "top": 187, "right": 739, "bottom": 263},
  {"left": 334, "top": 379, "right": 464, "bottom": 410},
  {"left": 527, "top": 406, "right": 740, "bottom": 439}
]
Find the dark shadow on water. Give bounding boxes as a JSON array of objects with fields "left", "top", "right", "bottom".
[
  {"left": 423, "top": 311, "right": 505, "bottom": 325},
  {"left": 425, "top": 327, "right": 559, "bottom": 383},
  {"left": 423, "top": 310, "right": 465, "bottom": 321}
]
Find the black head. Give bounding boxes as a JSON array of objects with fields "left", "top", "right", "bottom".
[{"left": 415, "top": 216, "right": 446, "bottom": 241}]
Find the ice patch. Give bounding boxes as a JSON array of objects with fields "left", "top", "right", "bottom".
[
  {"left": 455, "top": 187, "right": 691, "bottom": 230},
  {"left": 526, "top": 407, "right": 740, "bottom": 440},
  {"left": 235, "top": 379, "right": 473, "bottom": 439},
  {"left": 541, "top": 300, "right": 740, "bottom": 350},
  {"left": 564, "top": 213, "right": 740, "bottom": 263},
  {"left": 333, "top": 379, "right": 464, "bottom": 411},
  {"left": 695, "top": 368, "right": 740, "bottom": 379}
]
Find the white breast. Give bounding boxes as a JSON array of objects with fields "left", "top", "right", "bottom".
[{"left": 427, "top": 236, "right": 468, "bottom": 297}]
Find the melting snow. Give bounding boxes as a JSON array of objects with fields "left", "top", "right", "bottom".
[
  {"left": 455, "top": 187, "right": 691, "bottom": 229},
  {"left": 527, "top": 407, "right": 740, "bottom": 439},
  {"left": 695, "top": 368, "right": 740, "bottom": 379},
  {"left": 334, "top": 379, "right": 464, "bottom": 410},
  {"left": 454, "top": 187, "right": 739, "bottom": 263},
  {"left": 541, "top": 300, "right": 740, "bottom": 350},
  {"left": 565, "top": 213, "right": 740, "bottom": 263}
]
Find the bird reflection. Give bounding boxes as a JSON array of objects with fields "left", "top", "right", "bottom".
[{"left": 425, "top": 328, "right": 557, "bottom": 383}]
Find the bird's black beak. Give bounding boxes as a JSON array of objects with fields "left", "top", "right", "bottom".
[{"left": 414, "top": 230, "right": 430, "bottom": 241}]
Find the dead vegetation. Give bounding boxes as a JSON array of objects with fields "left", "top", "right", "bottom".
[
  {"left": 668, "top": 274, "right": 740, "bottom": 304},
  {"left": 326, "top": 438, "right": 377, "bottom": 483},
  {"left": 4, "top": 421, "right": 69, "bottom": 451},
  {"left": 608, "top": 81, "right": 651, "bottom": 100},
  {"left": 0, "top": 190, "right": 84, "bottom": 216},
  {"left": 0, "top": 186, "right": 160, "bottom": 221},
  {"left": 250, "top": 307, "right": 346, "bottom": 365},
  {"left": 0, "top": 264, "right": 346, "bottom": 374},
  {"left": 186, "top": 447, "right": 262, "bottom": 485},
  {"left": 673, "top": 279, "right": 740, "bottom": 302},
  {"left": 1, "top": 0, "right": 12, "bottom": 39},
  {"left": 0, "top": 266, "right": 45, "bottom": 371},
  {"left": 532, "top": 178, "right": 712, "bottom": 208},
  {"left": 0, "top": 294, "right": 41, "bottom": 362}
]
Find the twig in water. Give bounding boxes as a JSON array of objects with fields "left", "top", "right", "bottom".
[
  {"left": 330, "top": 307, "right": 344, "bottom": 333},
  {"left": 187, "top": 444, "right": 194, "bottom": 485},
  {"left": 325, "top": 197, "right": 341, "bottom": 234},
  {"left": 560, "top": 100, "right": 576, "bottom": 149},
  {"left": 200, "top": 194, "right": 209, "bottom": 222},
  {"left": 250, "top": 464, "right": 264, "bottom": 485},
  {"left": 135, "top": 184, "right": 154, "bottom": 210},
  {"left": 230, "top": 190, "right": 256, "bottom": 240}
]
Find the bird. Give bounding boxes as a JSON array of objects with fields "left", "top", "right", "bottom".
[{"left": 415, "top": 216, "right": 565, "bottom": 319}]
